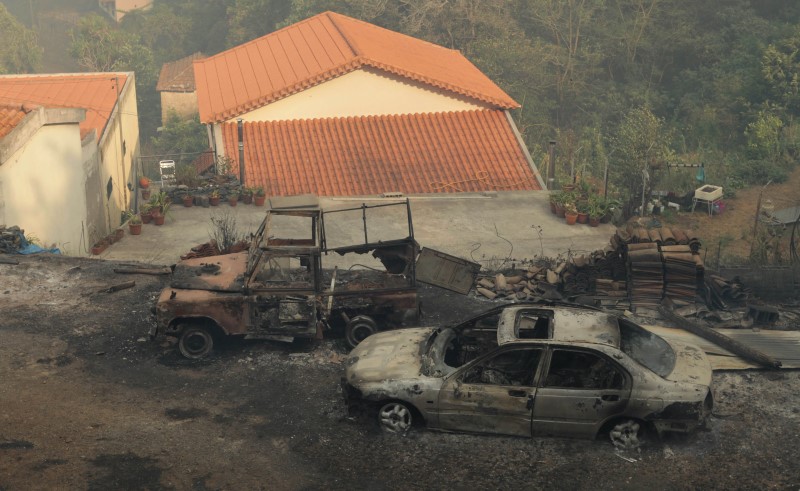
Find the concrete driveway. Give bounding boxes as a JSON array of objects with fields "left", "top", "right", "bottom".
[{"left": 98, "top": 191, "right": 615, "bottom": 268}]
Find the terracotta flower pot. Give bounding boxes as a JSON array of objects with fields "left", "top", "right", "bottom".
[
  {"left": 254, "top": 195, "right": 266, "bottom": 206},
  {"left": 210, "top": 197, "right": 220, "bottom": 206},
  {"left": 228, "top": 198, "right": 238, "bottom": 207},
  {"left": 141, "top": 212, "right": 152, "bottom": 224},
  {"left": 153, "top": 214, "right": 165, "bottom": 226},
  {"left": 565, "top": 212, "right": 578, "bottom": 225},
  {"left": 242, "top": 195, "right": 253, "bottom": 205},
  {"left": 91, "top": 242, "right": 107, "bottom": 255},
  {"left": 129, "top": 223, "right": 142, "bottom": 235},
  {"left": 139, "top": 177, "right": 150, "bottom": 189},
  {"left": 589, "top": 217, "right": 600, "bottom": 227},
  {"left": 183, "top": 196, "right": 194, "bottom": 207},
  {"left": 114, "top": 228, "right": 124, "bottom": 241},
  {"left": 141, "top": 189, "right": 151, "bottom": 200},
  {"left": 577, "top": 212, "right": 588, "bottom": 224},
  {"left": 555, "top": 205, "right": 565, "bottom": 218}
]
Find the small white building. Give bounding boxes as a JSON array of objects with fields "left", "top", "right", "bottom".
[{"left": 0, "top": 73, "right": 140, "bottom": 255}]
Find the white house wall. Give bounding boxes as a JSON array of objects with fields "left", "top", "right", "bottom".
[
  {"left": 96, "top": 74, "right": 140, "bottom": 236},
  {"left": 211, "top": 67, "right": 490, "bottom": 158},
  {"left": 0, "top": 123, "right": 86, "bottom": 255}
]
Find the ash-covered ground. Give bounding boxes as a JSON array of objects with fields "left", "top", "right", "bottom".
[{"left": 1, "top": 255, "right": 798, "bottom": 490}]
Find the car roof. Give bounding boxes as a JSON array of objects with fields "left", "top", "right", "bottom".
[{"left": 497, "top": 304, "right": 621, "bottom": 348}]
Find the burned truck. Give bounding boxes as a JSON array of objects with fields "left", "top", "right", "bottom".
[{"left": 152, "top": 197, "right": 479, "bottom": 358}]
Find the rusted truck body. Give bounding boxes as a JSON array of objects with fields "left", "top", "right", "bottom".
[{"left": 153, "top": 197, "right": 479, "bottom": 357}]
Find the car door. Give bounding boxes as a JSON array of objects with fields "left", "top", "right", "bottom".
[
  {"left": 437, "top": 347, "right": 544, "bottom": 437},
  {"left": 531, "top": 347, "right": 631, "bottom": 439}
]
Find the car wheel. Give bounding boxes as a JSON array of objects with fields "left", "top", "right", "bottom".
[
  {"left": 609, "top": 419, "right": 644, "bottom": 450},
  {"left": 378, "top": 401, "right": 413, "bottom": 434},
  {"left": 345, "top": 316, "right": 377, "bottom": 349},
  {"left": 178, "top": 325, "right": 214, "bottom": 359}
]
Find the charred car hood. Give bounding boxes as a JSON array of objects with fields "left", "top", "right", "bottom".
[
  {"left": 169, "top": 252, "right": 248, "bottom": 292},
  {"left": 663, "top": 339, "right": 712, "bottom": 386},
  {"left": 345, "top": 327, "right": 433, "bottom": 384}
]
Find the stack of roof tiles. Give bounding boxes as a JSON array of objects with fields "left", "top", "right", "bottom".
[
  {"left": 626, "top": 243, "right": 665, "bottom": 308},
  {"left": 661, "top": 245, "right": 703, "bottom": 305}
]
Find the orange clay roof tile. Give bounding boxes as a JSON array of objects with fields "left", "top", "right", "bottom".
[
  {"left": 157, "top": 52, "right": 205, "bottom": 92},
  {"left": 221, "top": 109, "right": 541, "bottom": 196},
  {"left": 0, "top": 104, "right": 34, "bottom": 139},
  {"left": 0, "top": 73, "right": 127, "bottom": 140},
  {"left": 195, "top": 11, "right": 518, "bottom": 123}
]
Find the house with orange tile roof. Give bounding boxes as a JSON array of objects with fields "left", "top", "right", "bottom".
[
  {"left": 193, "top": 11, "right": 544, "bottom": 197},
  {"left": 156, "top": 52, "right": 206, "bottom": 125},
  {"left": 0, "top": 73, "right": 140, "bottom": 255}
]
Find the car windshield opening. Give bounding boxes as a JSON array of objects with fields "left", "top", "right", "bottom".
[{"left": 618, "top": 319, "right": 676, "bottom": 377}]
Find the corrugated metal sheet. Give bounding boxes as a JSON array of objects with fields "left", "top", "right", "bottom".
[
  {"left": 194, "top": 11, "right": 519, "bottom": 123},
  {"left": 221, "top": 109, "right": 541, "bottom": 196},
  {"left": 644, "top": 325, "right": 800, "bottom": 370}
]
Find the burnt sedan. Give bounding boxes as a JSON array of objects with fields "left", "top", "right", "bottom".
[{"left": 342, "top": 304, "right": 713, "bottom": 448}]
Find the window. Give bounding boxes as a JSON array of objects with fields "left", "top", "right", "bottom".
[
  {"left": 516, "top": 311, "right": 552, "bottom": 339},
  {"left": 544, "top": 350, "right": 624, "bottom": 390},
  {"left": 253, "top": 255, "right": 312, "bottom": 288},
  {"left": 618, "top": 319, "right": 676, "bottom": 377},
  {"left": 462, "top": 349, "right": 542, "bottom": 386}
]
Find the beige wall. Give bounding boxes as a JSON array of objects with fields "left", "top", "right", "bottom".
[
  {"left": 212, "top": 67, "right": 489, "bottom": 158},
  {"left": 242, "top": 67, "right": 487, "bottom": 122},
  {"left": 97, "top": 74, "right": 140, "bottom": 237},
  {"left": 161, "top": 91, "right": 199, "bottom": 125},
  {"left": 0, "top": 122, "right": 86, "bottom": 255}
]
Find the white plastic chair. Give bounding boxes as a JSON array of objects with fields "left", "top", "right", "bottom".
[{"left": 159, "top": 160, "right": 176, "bottom": 188}]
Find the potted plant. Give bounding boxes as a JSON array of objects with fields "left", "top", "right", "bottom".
[
  {"left": 124, "top": 210, "right": 143, "bottom": 235},
  {"left": 587, "top": 196, "right": 605, "bottom": 227},
  {"left": 139, "top": 203, "right": 153, "bottom": 224},
  {"left": 576, "top": 200, "right": 590, "bottom": 224},
  {"left": 602, "top": 197, "right": 621, "bottom": 223},
  {"left": 241, "top": 187, "right": 253, "bottom": 204},
  {"left": 253, "top": 186, "right": 266, "bottom": 206},
  {"left": 153, "top": 202, "right": 170, "bottom": 226},
  {"left": 228, "top": 191, "right": 239, "bottom": 206},
  {"left": 209, "top": 189, "right": 221, "bottom": 206},
  {"left": 549, "top": 191, "right": 563, "bottom": 215},
  {"left": 182, "top": 193, "right": 194, "bottom": 207},
  {"left": 91, "top": 239, "right": 108, "bottom": 255},
  {"left": 114, "top": 228, "right": 125, "bottom": 242},
  {"left": 564, "top": 202, "right": 578, "bottom": 225},
  {"left": 138, "top": 174, "right": 150, "bottom": 189}
]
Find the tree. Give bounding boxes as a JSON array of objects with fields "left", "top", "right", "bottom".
[
  {"left": 227, "top": 0, "right": 294, "bottom": 47},
  {"left": 150, "top": 112, "right": 209, "bottom": 165},
  {"left": 69, "top": 14, "right": 141, "bottom": 72},
  {"left": 762, "top": 28, "right": 800, "bottom": 115},
  {"left": 0, "top": 4, "right": 42, "bottom": 74},
  {"left": 608, "top": 107, "right": 674, "bottom": 216}
]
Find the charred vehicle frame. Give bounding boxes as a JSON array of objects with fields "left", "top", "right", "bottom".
[
  {"left": 152, "top": 197, "right": 479, "bottom": 357},
  {"left": 342, "top": 303, "right": 713, "bottom": 448}
]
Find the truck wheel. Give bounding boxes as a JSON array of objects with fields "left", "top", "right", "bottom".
[
  {"left": 345, "top": 316, "right": 377, "bottom": 349},
  {"left": 178, "top": 325, "right": 214, "bottom": 359}
]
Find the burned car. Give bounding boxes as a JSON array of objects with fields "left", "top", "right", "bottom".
[
  {"left": 342, "top": 303, "right": 713, "bottom": 448},
  {"left": 152, "top": 196, "right": 479, "bottom": 358}
]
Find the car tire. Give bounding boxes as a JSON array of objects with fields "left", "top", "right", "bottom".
[
  {"left": 378, "top": 401, "right": 413, "bottom": 434},
  {"left": 609, "top": 419, "right": 645, "bottom": 450},
  {"left": 178, "top": 324, "right": 214, "bottom": 359},
  {"left": 345, "top": 315, "right": 377, "bottom": 349}
]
